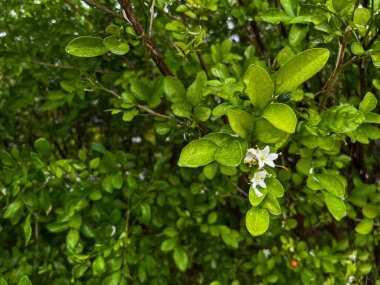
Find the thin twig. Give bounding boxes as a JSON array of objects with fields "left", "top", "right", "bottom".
[
  {"left": 148, "top": 0, "right": 156, "bottom": 37},
  {"left": 235, "top": 185, "right": 249, "bottom": 198},
  {"left": 137, "top": 104, "right": 172, "bottom": 119},
  {"left": 81, "top": 0, "right": 125, "bottom": 20}
]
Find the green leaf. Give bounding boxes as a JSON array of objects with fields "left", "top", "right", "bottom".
[
  {"left": 173, "top": 247, "right": 188, "bottom": 271},
  {"left": 226, "top": 109, "right": 255, "bottom": 138},
  {"left": 66, "top": 229, "right": 80, "bottom": 249},
  {"left": 178, "top": 139, "right": 218, "bottom": 167},
  {"left": 23, "top": 214, "right": 32, "bottom": 246},
  {"left": 262, "top": 193, "right": 281, "bottom": 215},
  {"left": 280, "top": 0, "right": 297, "bottom": 16},
  {"left": 17, "top": 276, "right": 32, "bottom": 285},
  {"left": 355, "top": 218, "right": 374, "bottom": 235},
  {"left": 4, "top": 200, "right": 23, "bottom": 219},
  {"left": 186, "top": 71, "right": 207, "bottom": 106},
  {"left": 365, "top": 112, "right": 380, "bottom": 124},
  {"left": 332, "top": 0, "right": 354, "bottom": 12},
  {"left": 359, "top": 92, "right": 377, "bottom": 113},
  {"left": 65, "top": 36, "right": 108, "bottom": 57},
  {"left": 140, "top": 202, "right": 151, "bottom": 224},
  {"left": 255, "top": 118, "right": 288, "bottom": 143},
  {"left": 266, "top": 178, "right": 285, "bottom": 198},
  {"left": 289, "top": 24, "right": 309, "bottom": 47},
  {"left": 243, "top": 64, "right": 274, "bottom": 109},
  {"left": 0, "top": 278, "right": 9, "bottom": 285},
  {"left": 255, "top": 9, "right": 292, "bottom": 24},
  {"left": 103, "top": 271, "right": 121, "bottom": 285},
  {"left": 203, "top": 133, "right": 231, "bottom": 147},
  {"left": 275, "top": 48, "right": 330, "bottom": 94},
  {"left": 34, "top": 138, "right": 51, "bottom": 156},
  {"left": 194, "top": 105, "right": 211, "bottom": 121},
  {"left": 362, "top": 204, "right": 378, "bottom": 219},
  {"left": 93, "top": 255, "right": 106, "bottom": 275},
  {"left": 351, "top": 42, "right": 364, "bottom": 55},
  {"left": 324, "top": 192, "right": 346, "bottom": 221},
  {"left": 249, "top": 186, "right": 267, "bottom": 206},
  {"left": 262, "top": 103, "right": 297, "bottom": 133},
  {"left": 246, "top": 207, "right": 269, "bottom": 236},
  {"left": 161, "top": 238, "right": 177, "bottom": 251},
  {"left": 103, "top": 36, "right": 130, "bottom": 55},
  {"left": 353, "top": 8, "right": 370, "bottom": 26},
  {"left": 319, "top": 105, "right": 365, "bottom": 133},
  {"left": 164, "top": 77, "right": 186, "bottom": 103},
  {"left": 313, "top": 174, "right": 345, "bottom": 198},
  {"left": 203, "top": 162, "right": 218, "bottom": 179},
  {"left": 214, "top": 139, "right": 243, "bottom": 166},
  {"left": 172, "top": 101, "right": 192, "bottom": 118}
]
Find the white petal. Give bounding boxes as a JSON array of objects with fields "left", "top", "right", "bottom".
[
  {"left": 268, "top": 153, "right": 278, "bottom": 160},
  {"left": 257, "top": 159, "right": 265, "bottom": 169},
  {"left": 253, "top": 187, "right": 264, "bottom": 197},
  {"left": 258, "top": 180, "right": 267, "bottom": 188},
  {"left": 265, "top": 160, "right": 275, "bottom": 168}
]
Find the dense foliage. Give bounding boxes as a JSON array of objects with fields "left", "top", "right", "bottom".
[{"left": 1, "top": 0, "right": 380, "bottom": 284}]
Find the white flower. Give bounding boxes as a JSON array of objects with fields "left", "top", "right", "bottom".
[
  {"left": 250, "top": 170, "right": 268, "bottom": 197},
  {"left": 255, "top": 146, "right": 278, "bottom": 169},
  {"left": 244, "top": 148, "right": 259, "bottom": 164}
]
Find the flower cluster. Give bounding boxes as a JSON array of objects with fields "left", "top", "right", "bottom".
[{"left": 244, "top": 146, "right": 278, "bottom": 197}]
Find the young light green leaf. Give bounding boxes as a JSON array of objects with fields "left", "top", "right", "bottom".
[
  {"left": 186, "top": 71, "right": 207, "bottom": 106},
  {"left": 355, "top": 218, "right": 373, "bottom": 235},
  {"left": 243, "top": 64, "right": 274, "bottom": 109},
  {"left": 276, "top": 48, "right": 330, "bottom": 94},
  {"left": 178, "top": 139, "right": 218, "bottom": 167},
  {"left": 351, "top": 42, "right": 364, "bottom": 55},
  {"left": 203, "top": 162, "right": 218, "bottom": 179},
  {"left": 17, "top": 276, "right": 32, "bottom": 285},
  {"left": 359, "top": 92, "right": 377, "bottom": 113},
  {"left": 172, "top": 101, "right": 192, "bottom": 118},
  {"left": 0, "top": 278, "right": 9, "bottom": 285},
  {"left": 103, "top": 36, "right": 130, "bottom": 55},
  {"left": 65, "top": 36, "right": 108, "bottom": 57},
  {"left": 353, "top": 8, "right": 370, "bottom": 26},
  {"left": 255, "top": 9, "right": 292, "bottom": 24},
  {"left": 214, "top": 139, "right": 243, "bottom": 166},
  {"left": 266, "top": 178, "right": 285, "bottom": 198},
  {"left": 173, "top": 247, "right": 188, "bottom": 271},
  {"left": 203, "top": 133, "right": 231, "bottom": 147},
  {"left": 226, "top": 109, "right": 255, "bottom": 138},
  {"left": 160, "top": 238, "right": 177, "bottom": 251},
  {"left": 249, "top": 186, "right": 267, "bottom": 206},
  {"left": 93, "top": 255, "right": 106, "bottom": 275},
  {"left": 362, "top": 204, "right": 378, "bottom": 219},
  {"left": 319, "top": 105, "right": 365, "bottom": 133},
  {"left": 324, "top": 192, "right": 346, "bottom": 221},
  {"left": 262, "top": 193, "right": 281, "bottom": 215},
  {"left": 246, "top": 207, "right": 269, "bottom": 236},
  {"left": 262, "top": 103, "right": 297, "bottom": 133},
  {"left": 280, "top": 0, "right": 297, "bottom": 16}
]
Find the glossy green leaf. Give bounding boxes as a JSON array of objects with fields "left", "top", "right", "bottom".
[
  {"left": 194, "top": 105, "right": 211, "bottom": 121},
  {"left": 164, "top": 77, "right": 186, "bottom": 103},
  {"left": 103, "top": 36, "right": 130, "bottom": 55},
  {"left": 324, "top": 192, "right": 346, "bottom": 221},
  {"left": 65, "top": 36, "right": 108, "bottom": 57},
  {"left": 140, "top": 202, "right": 151, "bottom": 224},
  {"left": 353, "top": 8, "right": 370, "bottom": 26},
  {"left": 266, "top": 178, "right": 285, "bottom": 198},
  {"left": 313, "top": 174, "right": 345, "bottom": 198},
  {"left": 359, "top": 92, "right": 377, "bottom": 113},
  {"left": 215, "top": 139, "right": 243, "bottom": 166},
  {"left": 226, "top": 109, "right": 255, "bottom": 138},
  {"left": 186, "top": 71, "right": 207, "bottom": 106},
  {"left": 289, "top": 24, "right": 309, "bottom": 46},
  {"left": 246, "top": 207, "right": 269, "bottom": 236},
  {"left": 262, "top": 103, "right": 297, "bottom": 133},
  {"left": 103, "top": 271, "right": 121, "bottom": 285},
  {"left": 332, "top": 0, "right": 354, "bottom": 12},
  {"left": 93, "top": 255, "right": 106, "bottom": 275},
  {"left": 280, "top": 0, "right": 297, "bottom": 16},
  {"left": 17, "top": 276, "right": 32, "bottom": 285},
  {"left": 276, "top": 48, "right": 330, "bottom": 94},
  {"left": 203, "top": 133, "right": 231, "bottom": 147},
  {"left": 173, "top": 247, "right": 188, "bottom": 271},
  {"left": 178, "top": 139, "right": 218, "bottom": 167},
  {"left": 255, "top": 9, "right": 292, "bottom": 24},
  {"left": 319, "top": 105, "right": 365, "bottom": 133},
  {"left": 262, "top": 193, "right": 281, "bottom": 215},
  {"left": 255, "top": 118, "right": 288, "bottom": 143},
  {"left": 243, "top": 64, "right": 274, "bottom": 109},
  {"left": 66, "top": 229, "right": 80, "bottom": 249},
  {"left": 355, "top": 218, "right": 373, "bottom": 235},
  {"left": 4, "top": 200, "right": 23, "bottom": 219}
]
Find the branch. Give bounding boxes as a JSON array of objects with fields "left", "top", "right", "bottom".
[
  {"left": 81, "top": 0, "right": 125, "bottom": 20},
  {"left": 118, "top": 0, "right": 174, "bottom": 76}
]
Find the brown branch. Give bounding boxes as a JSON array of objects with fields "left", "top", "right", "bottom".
[
  {"left": 118, "top": 0, "right": 174, "bottom": 76},
  {"left": 81, "top": 0, "right": 125, "bottom": 20}
]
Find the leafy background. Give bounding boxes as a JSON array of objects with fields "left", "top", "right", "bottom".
[{"left": 0, "top": 0, "right": 380, "bottom": 284}]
